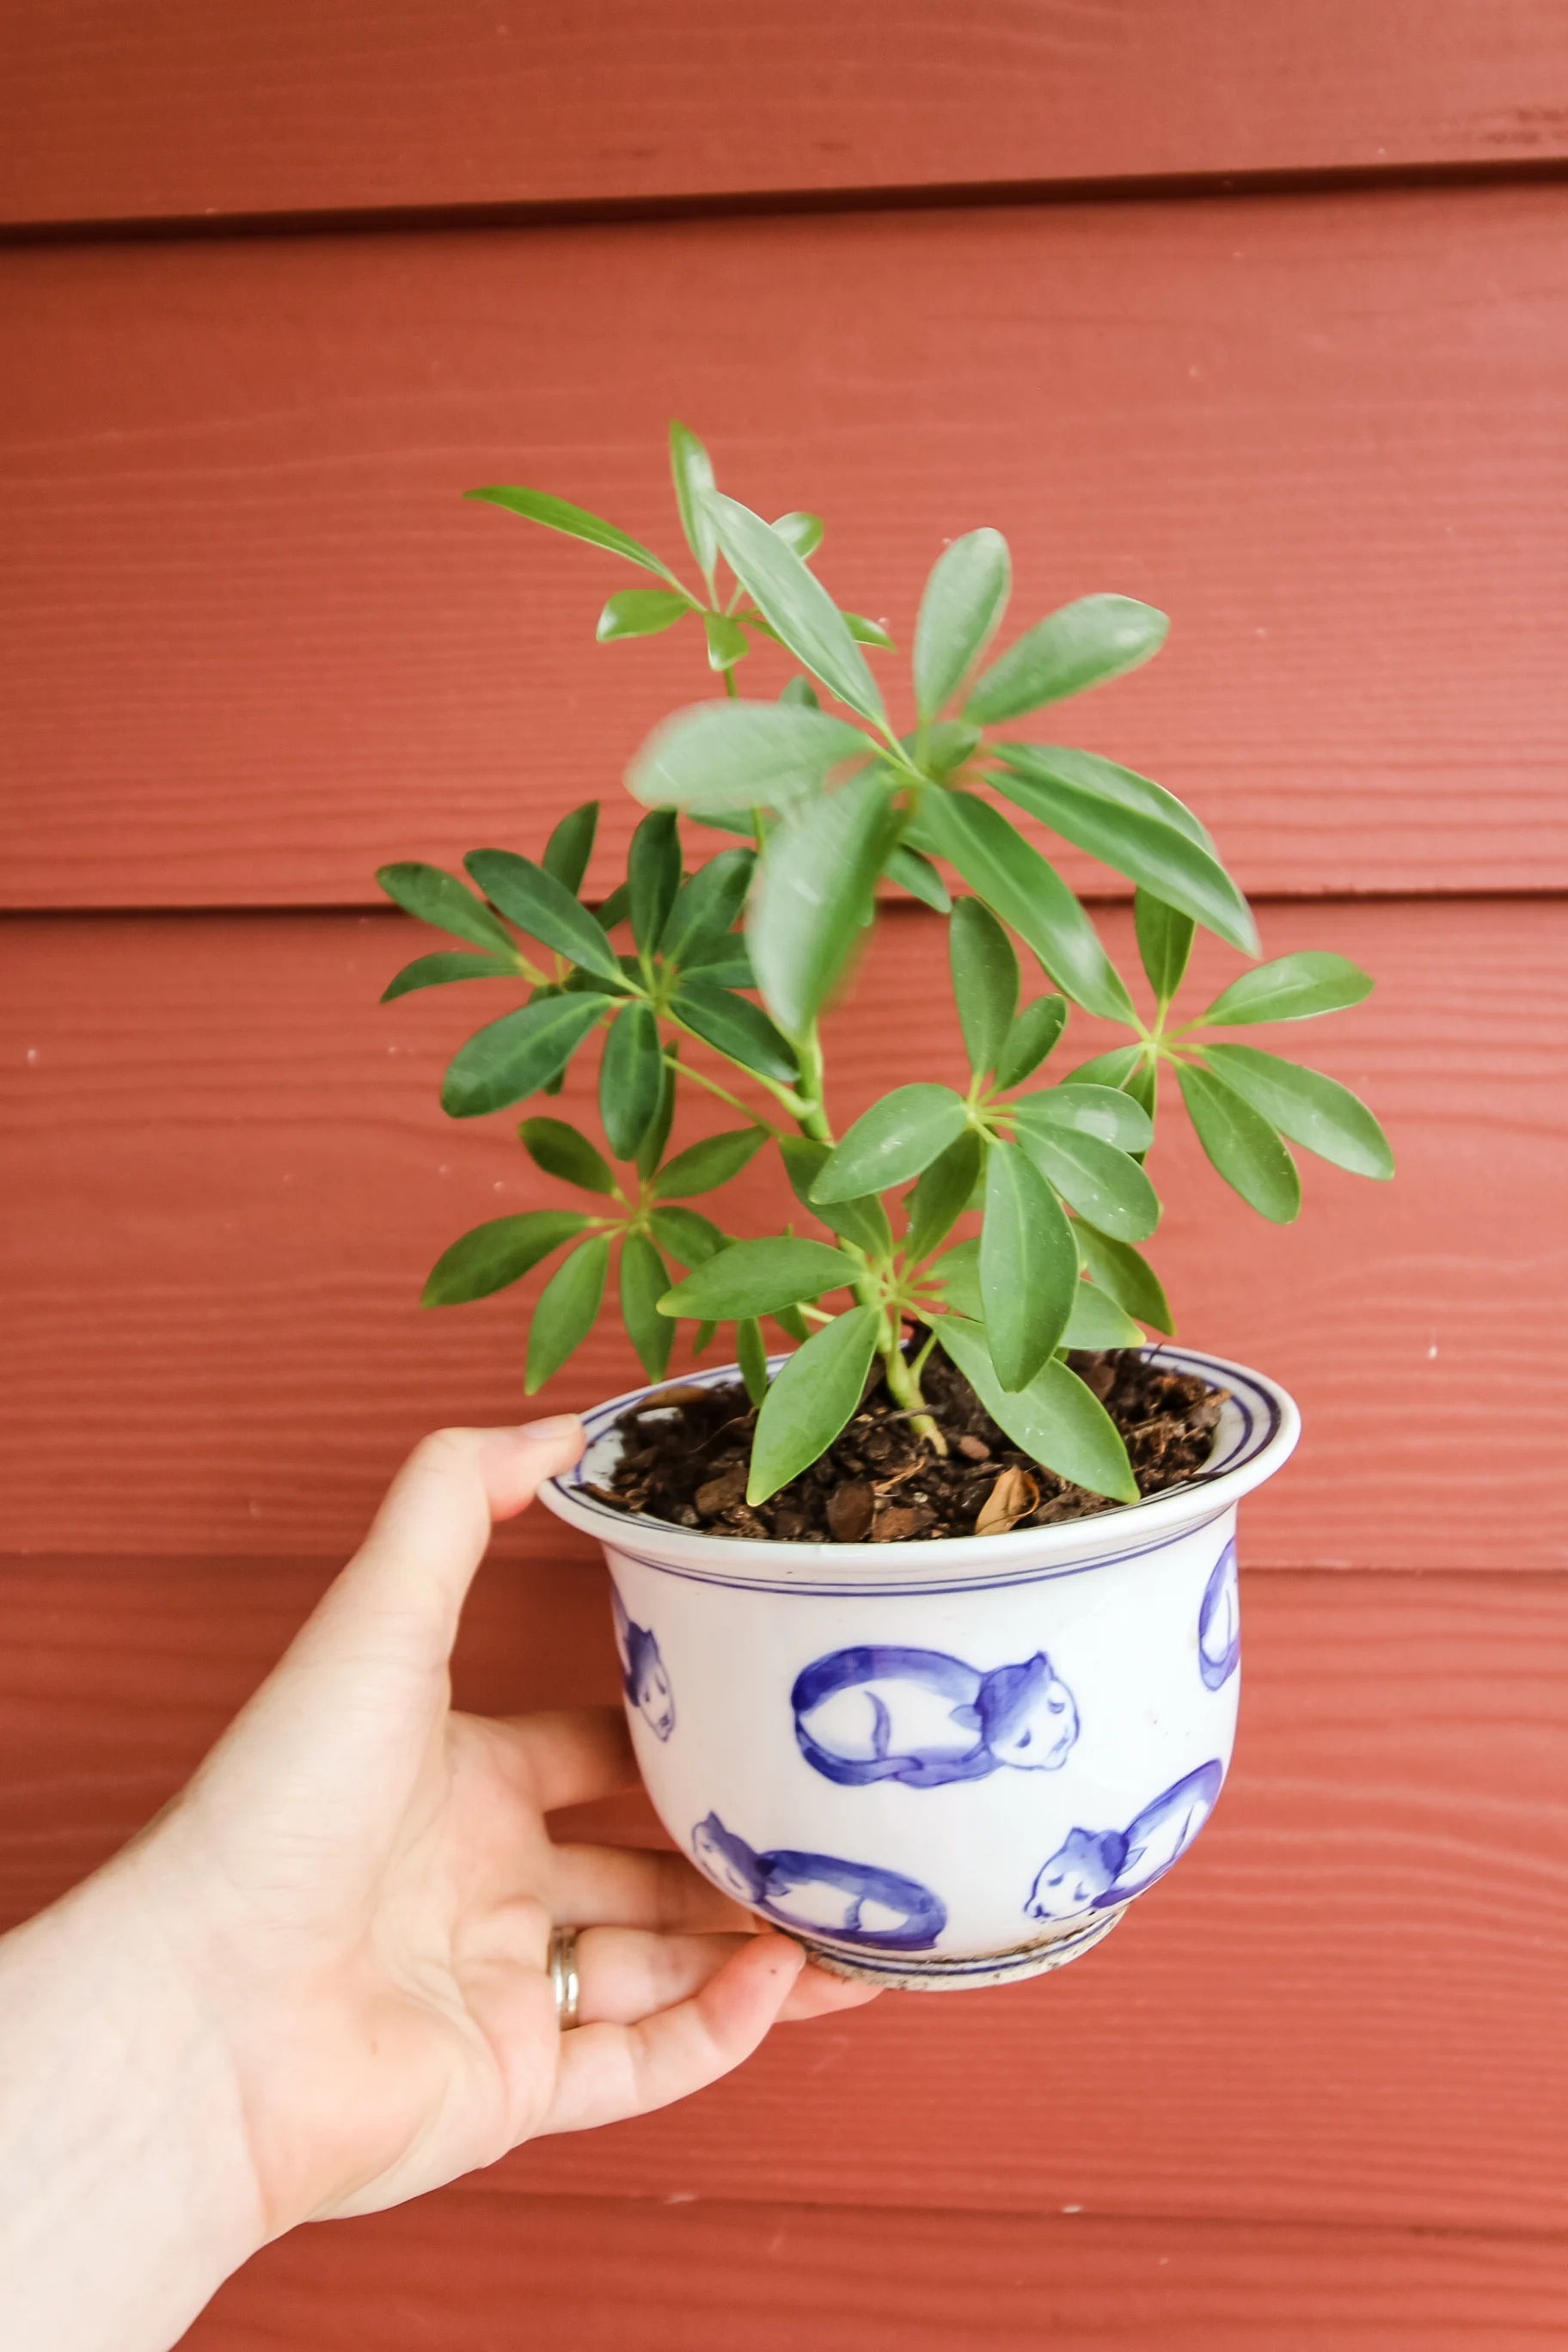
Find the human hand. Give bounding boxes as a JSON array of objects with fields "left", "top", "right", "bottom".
[{"left": 0, "top": 1420, "right": 875, "bottom": 2352}]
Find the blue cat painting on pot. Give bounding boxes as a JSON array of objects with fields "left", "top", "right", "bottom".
[
  {"left": 610, "top": 1583, "right": 675, "bottom": 1741},
  {"left": 790, "top": 1645, "right": 1079, "bottom": 1788},
  {"left": 692, "top": 1812, "right": 947, "bottom": 1950},
  {"left": 1025, "top": 1760, "right": 1225, "bottom": 1920},
  {"left": 1197, "top": 1538, "right": 1240, "bottom": 1691}
]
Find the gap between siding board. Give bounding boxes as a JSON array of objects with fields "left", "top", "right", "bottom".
[{"left": 3, "top": 154, "right": 1566, "bottom": 250}]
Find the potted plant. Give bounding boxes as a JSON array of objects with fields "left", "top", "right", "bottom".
[{"left": 377, "top": 427, "right": 1392, "bottom": 1988}]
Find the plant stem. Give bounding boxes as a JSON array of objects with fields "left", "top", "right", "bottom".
[
  {"left": 791, "top": 1026, "right": 834, "bottom": 1144},
  {"left": 880, "top": 1326, "right": 948, "bottom": 1456},
  {"left": 661, "top": 1053, "right": 787, "bottom": 1137}
]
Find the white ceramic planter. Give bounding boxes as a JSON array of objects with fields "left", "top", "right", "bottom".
[{"left": 540, "top": 1345, "right": 1299, "bottom": 1990}]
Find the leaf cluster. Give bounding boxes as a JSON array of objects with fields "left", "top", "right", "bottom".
[{"left": 377, "top": 426, "right": 1393, "bottom": 1515}]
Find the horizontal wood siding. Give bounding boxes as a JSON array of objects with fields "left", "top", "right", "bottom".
[
  {"left": 3, "top": 183, "right": 1565, "bottom": 909},
  {"left": 3, "top": 18, "right": 1565, "bottom": 2343},
  {"left": 182, "top": 2193, "right": 1568, "bottom": 2350},
  {"left": 3, "top": 897, "right": 1561, "bottom": 1565},
  {"left": 4, "top": 1, "right": 1568, "bottom": 227},
  {"left": 4, "top": 1565, "right": 1565, "bottom": 2239}
]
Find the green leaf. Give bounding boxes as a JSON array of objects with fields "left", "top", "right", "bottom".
[
  {"left": 628, "top": 699, "right": 869, "bottom": 816},
  {"left": 518, "top": 1116, "right": 618, "bottom": 1196},
  {"left": 774, "top": 1302, "right": 811, "bottom": 1344},
  {"left": 660, "top": 847, "right": 755, "bottom": 967},
  {"left": 466, "top": 485, "right": 683, "bottom": 587},
  {"left": 993, "top": 747, "right": 1258, "bottom": 956},
  {"left": 780, "top": 1136, "right": 893, "bottom": 1259},
  {"left": 628, "top": 810, "right": 682, "bottom": 955},
  {"left": 813, "top": 1084, "right": 970, "bottom": 1203},
  {"left": 649, "top": 1205, "right": 725, "bottom": 1268},
  {"left": 636, "top": 1052, "right": 677, "bottom": 1180},
  {"left": 420, "top": 1210, "right": 591, "bottom": 1306},
  {"left": 995, "top": 995, "right": 1068, "bottom": 1090},
  {"left": 1063, "top": 1277, "right": 1144, "bottom": 1350},
  {"left": 525, "top": 1236, "right": 609, "bottom": 1393},
  {"left": 381, "top": 951, "right": 517, "bottom": 1002},
  {"left": 1124, "top": 1056, "right": 1156, "bottom": 1149},
  {"left": 948, "top": 896, "right": 1020, "bottom": 1076},
  {"left": 595, "top": 880, "right": 631, "bottom": 932},
  {"left": 1201, "top": 1045, "right": 1393, "bottom": 1179},
  {"left": 441, "top": 993, "right": 611, "bottom": 1118},
  {"left": 747, "top": 1308, "right": 879, "bottom": 1504},
  {"left": 1013, "top": 1122, "right": 1161, "bottom": 1243},
  {"left": 1135, "top": 888, "right": 1195, "bottom": 1007},
  {"left": 1072, "top": 1219, "right": 1173, "bottom": 1333},
  {"left": 934, "top": 1315, "right": 1138, "bottom": 1502},
  {"left": 843, "top": 613, "right": 895, "bottom": 648},
  {"left": 909, "top": 720, "right": 984, "bottom": 779},
  {"left": 906, "top": 791, "right": 1134, "bottom": 1022},
  {"left": 914, "top": 529, "right": 1012, "bottom": 720},
  {"left": 669, "top": 420, "right": 720, "bottom": 583},
  {"left": 620, "top": 1232, "right": 674, "bottom": 1382},
  {"left": 542, "top": 802, "right": 599, "bottom": 897},
  {"left": 679, "top": 935, "right": 755, "bottom": 988},
  {"left": 965, "top": 594, "right": 1167, "bottom": 725},
  {"left": 904, "top": 1130, "right": 982, "bottom": 1263},
  {"left": 1013, "top": 1082, "right": 1154, "bottom": 1152},
  {"left": 1176, "top": 1060, "right": 1302, "bottom": 1222},
  {"left": 375, "top": 861, "right": 518, "bottom": 956},
  {"left": 463, "top": 849, "right": 623, "bottom": 983},
  {"left": 706, "top": 491, "right": 885, "bottom": 721},
  {"left": 660, "top": 1236, "right": 851, "bottom": 1322},
  {"left": 1201, "top": 952, "right": 1375, "bottom": 1026},
  {"left": 736, "top": 1316, "right": 770, "bottom": 1406},
  {"left": 654, "top": 1127, "right": 768, "bottom": 1196},
  {"left": 692, "top": 1320, "right": 717, "bottom": 1357},
  {"left": 928, "top": 1234, "right": 983, "bottom": 1320},
  {"left": 597, "top": 588, "right": 689, "bottom": 643},
  {"left": 980, "top": 1142, "right": 1079, "bottom": 1389},
  {"left": 599, "top": 1001, "right": 664, "bottom": 1160},
  {"left": 1064, "top": 1044, "right": 1142, "bottom": 1088},
  {"left": 883, "top": 843, "right": 951, "bottom": 911},
  {"left": 704, "top": 611, "right": 749, "bottom": 671},
  {"left": 748, "top": 770, "right": 897, "bottom": 1038},
  {"left": 770, "top": 511, "right": 824, "bottom": 560},
  {"left": 671, "top": 976, "right": 799, "bottom": 1083}
]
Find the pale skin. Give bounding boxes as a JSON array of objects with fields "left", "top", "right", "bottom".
[{"left": 0, "top": 1418, "right": 877, "bottom": 2352}]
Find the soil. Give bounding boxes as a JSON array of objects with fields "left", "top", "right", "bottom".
[{"left": 586, "top": 1344, "right": 1228, "bottom": 1545}]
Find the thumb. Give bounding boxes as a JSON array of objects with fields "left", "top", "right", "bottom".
[{"left": 307, "top": 1418, "right": 585, "bottom": 1678}]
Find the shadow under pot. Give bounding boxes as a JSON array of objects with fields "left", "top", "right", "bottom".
[{"left": 540, "top": 1344, "right": 1295, "bottom": 1991}]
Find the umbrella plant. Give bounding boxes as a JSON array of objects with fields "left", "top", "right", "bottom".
[{"left": 377, "top": 426, "right": 1391, "bottom": 1516}]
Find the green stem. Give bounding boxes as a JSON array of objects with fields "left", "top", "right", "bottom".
[
  {"left": 721, "top": 665, "right": 739, "bottom": 700},
  {"left": 880, "top": 1326, "right": 947, "bottom": 1456},
  {"left": 791, "top": 1026, "right": 834, "bottom": 1144},
  {"left": 661, "top": 1052, "right": 787, "bottom": 1137}
]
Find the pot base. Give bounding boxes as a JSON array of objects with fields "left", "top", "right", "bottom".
[{"left": 792, "top": 1904, "right": 1128, "bottom": 1992}]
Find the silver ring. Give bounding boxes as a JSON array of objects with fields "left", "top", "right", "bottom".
[{"left": 548, "top": 1926, "right": 580, "bottom": 2030}]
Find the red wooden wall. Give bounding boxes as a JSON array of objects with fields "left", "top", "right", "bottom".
[{"left": 3, "top": 9, "right": 1566, "bottom": 2343}]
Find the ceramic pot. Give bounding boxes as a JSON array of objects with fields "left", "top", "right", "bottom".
[{"left": 539, "top": 1344, "right": 1298, "bottom": 1991}]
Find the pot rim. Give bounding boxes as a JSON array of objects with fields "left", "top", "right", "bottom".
[{"left": 539, "top": 1344, "right": 1300, "bottom": 1594}]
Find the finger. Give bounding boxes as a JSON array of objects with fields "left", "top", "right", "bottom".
[
  {"left": 304, "top": 1418, "right": 584, "bottom": 1679},
  {"left": 479, "top": 1708, "right": 639, "bottom": 1816},
  {"left": 545, "top": 1841, "right": 756, "bottom": 1934},
  {"left": 540, "top": 1933, "right": 804, "bottom": 2135},
  {"left": 574, "top": 1926, "right": 885, "bottom": 2027}
]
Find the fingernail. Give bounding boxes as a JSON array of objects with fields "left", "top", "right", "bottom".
[{"left": 518, "top": 1415, "right": 581, "bottom": 1442}]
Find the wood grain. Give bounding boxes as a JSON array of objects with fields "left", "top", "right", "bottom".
[
  {"left": 4, "top": 1563, "right": 1565, "bottom": 2237},
  {"left": 4, "top": 184, "right": 1566, "bottom": 908},
  {"left": 3, "top": 897, "right": 1562, "bottom": 1566},
  {"left": 182, "top": 2190, "right": 1568, "bottom": 2350},
  {"left": 5, "top": 2, "right": 1568, "bottom": 229}
]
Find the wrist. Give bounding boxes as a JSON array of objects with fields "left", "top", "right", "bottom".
[{"left": 0, "top": 1844, "right": 266, "bottom": 2352}]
